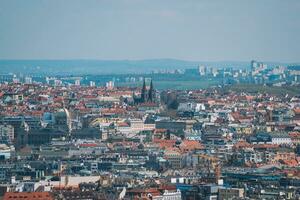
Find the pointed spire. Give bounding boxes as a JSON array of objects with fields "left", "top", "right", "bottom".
[
  {"left": 142, "top": 78, "right": 146, "bottom": 90},
  {"left": 141, "top": 78, "right": 147, "bottom": 103},
  {"left": 148, "top": 79, "right": 154, "bottom": 102},
  {"left": 149, "top": 79, "right": 153, "bottom": 90}
]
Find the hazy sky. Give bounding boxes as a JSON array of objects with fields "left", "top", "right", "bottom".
[{"left": 0, "top": 0, "right": 299, "bottom": 62}]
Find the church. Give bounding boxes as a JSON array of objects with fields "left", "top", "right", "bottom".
[{"left": 134, "top": 78, "right": 155, "bottom": 104}]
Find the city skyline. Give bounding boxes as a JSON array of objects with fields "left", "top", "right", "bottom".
[
  {"left": 0, "top": 0, "right": 300, "bottom": 62},
  {"left": 1, "top": 1, "right": 300, "bottom": 199}
]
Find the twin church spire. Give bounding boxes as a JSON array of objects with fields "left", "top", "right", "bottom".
[{"left": 140, "top": 78, "right": 155, "bottom": 103}]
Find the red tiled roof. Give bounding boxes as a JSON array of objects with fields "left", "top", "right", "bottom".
[
  {"left": 3, "top": 192, "right": 54, "bottom": 200},
  {"left": 289, "top": 132, "right": 300, "bottom": 138},
  {"left": 139, "top": 102, "right": 158, "bottom": 107},
  {"left": 79, "top": 143, "right": 98, "bottom": 147},
  {"left": 253, "top": 144, "right": 279, "bottom": 149},
  {"left": 159, "top": 185, "right": 177, "bottom": 191},
  {"left": 117, "top": 122, "right": 129, "bottom": 127}
]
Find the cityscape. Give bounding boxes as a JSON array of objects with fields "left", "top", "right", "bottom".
[{"left": 1, "top": 1, "right": 300, "bottom": 200}]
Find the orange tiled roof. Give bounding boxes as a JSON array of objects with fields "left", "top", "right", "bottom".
[
  {"left": 280, "top": 159, "right": 298, "bottom": 167},
  {"left": 180, "top": 140, "right": 204, "bottom": 151},
  {"left": 154, "top": 129, "right": 167, "bottom": 133},
  {"left": 153, "top": 139, "right": 176, "bottom": 149},
  {"left": 294, "top": 108, "right": 300, "bottom": 115},
  {"left": 233, "top": 141, "right": 252, "bottom": 149}
]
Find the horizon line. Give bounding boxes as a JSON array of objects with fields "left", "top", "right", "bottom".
[{"left": 0, "top": 58, "right": 299, "bottom": 64}]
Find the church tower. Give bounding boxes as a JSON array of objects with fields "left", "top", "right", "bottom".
[
  {"left": 148, "top": 79, "right": 155, "bottom": 102},
  {"left": 141, "top": 78, "right": 147, "bottom": 103}
]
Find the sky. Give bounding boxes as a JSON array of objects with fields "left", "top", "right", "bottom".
[{"left": 0, "top": 0, "right": 299, "bottom": 62}]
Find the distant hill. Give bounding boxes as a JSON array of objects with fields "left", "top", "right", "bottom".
[{"left": 0, "top": 59, "right": 295, "bottom": 75}]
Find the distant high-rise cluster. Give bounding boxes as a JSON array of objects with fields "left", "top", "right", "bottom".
[
  {"left": 251, "top": 60, "right": 267, "bottom": 76},
  {"left": 24, "top": 77, "right": 32, "bottom": 84},
  {"left": 106, "top": 81, "right": 114, "bottom": 89},
  {"left": 198, "top": 65, "right": 207, "bottom": 76}
]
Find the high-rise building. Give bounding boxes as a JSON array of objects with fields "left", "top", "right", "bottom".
[
  {"left": 89, "top": 81, "right": 96, "bottom": 87},
  {"left": 75, "top": 79, "right": 80, "bottom": 86},
  {"left": 12, "top": 76, "right": 19, "bottom": 83},
  {"left": 198, "top": 65, "right": 207, "bottom": 76},
  {"left": 251, "top": 60, "right": 267, "bottom": 76},
  {"left": 106, "top": 81, "right": 114, "bottom": 89},
  {"left": 251, "top": 60, "right": 258, "bottom": 71},
  {"left": 46, "top": 77, "right": 50, "bottom": 84},
  {"left": 54, "top": 79, "right": 62, "bottom": 86},
  {"left": 24, "top": 76, "right": 32, "bottom": 84}
]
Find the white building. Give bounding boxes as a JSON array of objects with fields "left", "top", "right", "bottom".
[
  {"left": 0, "top": 144, "right": 15, "bottom": 159},
  {"left": 198, "top": 65, "right": 207, "bottom": 76},
  {"left": 75, "top": 79, "right": 80, "bottom": 86},
  {"left": 178, "top": 102, "right": 205, "bottom": 113},
  {"left": 127, "top": 119, "right": 155, "bottom": 133},
  {"left": 271, "top": 134, "right": 292, "bottom": 145},
  {"left": 90, "top": 81, "right": 96, "bottom": 87},
  {"left": 24, "top": 77, "right": 32, "bottom": 84},
  {"left": 153, "top": 189, "right": 182, "bottom": 200},
  {"left": 106, "top": 81, "right": 114, "bottom": 89}
]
